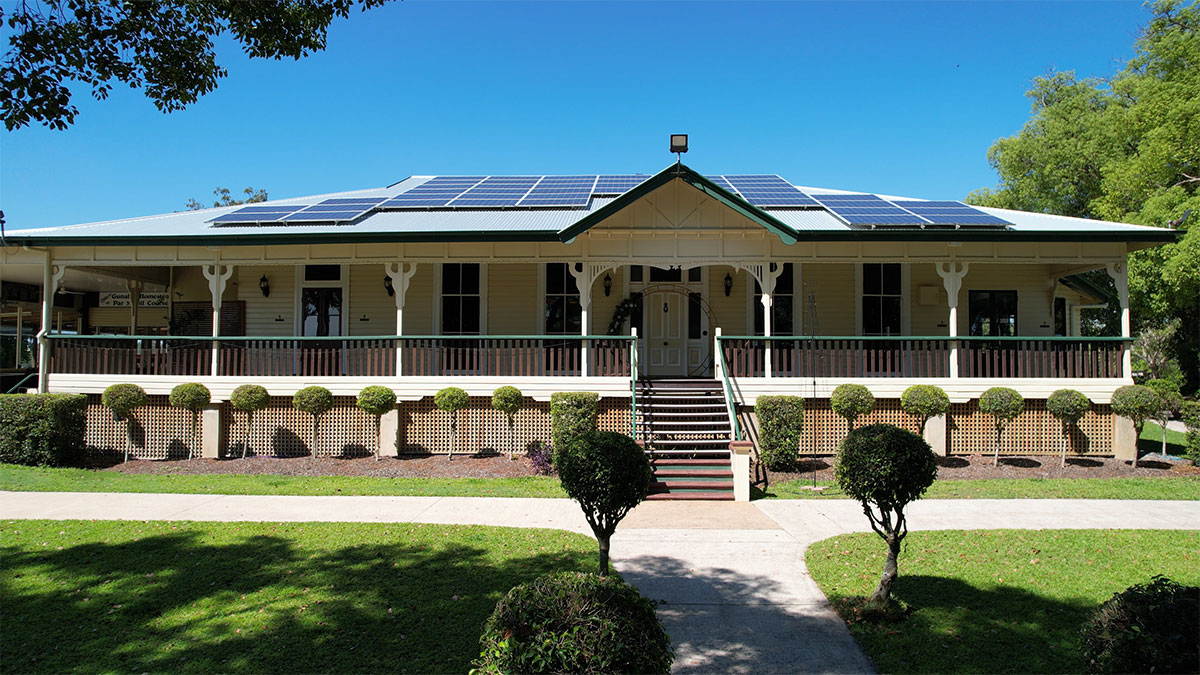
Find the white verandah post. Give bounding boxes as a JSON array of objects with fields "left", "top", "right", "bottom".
[
  {"left": 1106, "top": 259, "right": 1132, "bottom": 378},
  {"left": 36, "top": 257, "right": 65, "bottom": 394},
  {"left": 203, "top": 264, "right": 233, "bottom": 377},
  {"left": 386, "top": 263, "right": 418, "bottom": 376},
  {"left": 937, "top": 262, "right": 968, "bottom": 378}
]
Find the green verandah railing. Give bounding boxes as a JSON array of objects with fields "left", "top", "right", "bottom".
[
  {"left": 43, "top": 333, "right": 637, "bottom": 379},
  {"left": 718, "top": 335, "right": 1129, "bottom": 380}
]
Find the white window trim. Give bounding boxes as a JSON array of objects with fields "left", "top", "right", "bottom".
[
  {"left": 745, "top": 263, "right": 802, "bottom": 336},
  {"left": 293, "top": 263, "right": 349, "bottom": 337},
  {"left": 537, "top": 262, "right": 587, "bottom": 336},
  {"left": 433, "top": 262, "right": 488, "bottom": 336},
  {"left": 854, "top": 263, "right": 911, "bottom": 336}
]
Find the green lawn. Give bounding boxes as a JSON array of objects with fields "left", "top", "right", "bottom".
[
  {"left": 807, "top": 529, "right": 1200, "bottom": 674},
  {"left": 0, "top": 520, "right": 597, "bottom": 673},
  {"left": 0, "top": 464, "right": 567, "bottom": 498},
  {"left": 761, "top": 476, "right": 1200, "bottom": 500},
  {"left": 1140, "top": 421, "right": 1189, "bottom": 454}
]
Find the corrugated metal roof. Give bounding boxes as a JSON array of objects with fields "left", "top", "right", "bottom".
[{"left": 5, "top": 172, "right": 1176, "bottom": 244}]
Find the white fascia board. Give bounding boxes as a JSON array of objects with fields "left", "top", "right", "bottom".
[{"left": 727, "top": 377, "right": 1132, "bottom": 405}]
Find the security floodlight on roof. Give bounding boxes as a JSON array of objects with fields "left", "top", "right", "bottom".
[{"left": 670, "top": 134, "right": 688, "bottom": 154}]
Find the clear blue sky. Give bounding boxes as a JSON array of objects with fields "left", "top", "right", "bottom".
[{"left": 1, "top": 0, "right": 1150, "bottom": 230}]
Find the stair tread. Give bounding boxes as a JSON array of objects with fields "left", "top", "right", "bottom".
[
  {"left": 653, "top": 471, "right": 734, "bottom": 479},
  {"left": 645, "top": 492, "right": 734, "bottom": 501},
  {"left": 652, "top": 458, "right": 733, "bottom": 466}
]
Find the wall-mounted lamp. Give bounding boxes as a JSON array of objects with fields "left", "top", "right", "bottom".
[
  {"left": 603, "top": 273, "right": 612, "bottom": 297},
  {"left": 274, "top": 314, "right": 285, "bottom": 322},
  {"left": 360, "top": 314, "right": 370, "bottom": 322},
  {"left": 724, "top": 273, "right": 734, "bottom": 297},
  {"left": 259, "top": 275, "right": 270, "bottom": 298},
  {"left": 384, "top": 275, "right": 394, "bottom": 297}
]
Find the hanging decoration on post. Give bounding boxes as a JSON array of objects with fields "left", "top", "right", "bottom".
[{"left": 724, "top": 273, "right": 734, "bottom": 297}]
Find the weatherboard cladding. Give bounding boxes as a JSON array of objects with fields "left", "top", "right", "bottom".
[{"left": 4, "top": 167, "right": 1175, "bottom": 244}]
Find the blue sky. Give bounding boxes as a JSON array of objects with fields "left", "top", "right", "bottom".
[{"left": 2, "top": 0, "right": 1150, "bottom": 229}]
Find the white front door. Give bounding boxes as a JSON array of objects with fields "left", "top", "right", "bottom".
[{"left": 646, "top": 291, "right": 687, "bottom": 377}]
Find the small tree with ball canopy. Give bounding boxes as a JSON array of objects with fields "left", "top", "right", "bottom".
[
  {"left": 435, "top": 386, "right": 469, "bottom": 461},
  {"left": 1111, "top": 384, "right": 1163, "bottom": 469},
  {"left": 230, "top": 384, "right": 270, "bottom": 458},
  {"left": 356, "top": 385, "right": 396, "bottom": 461},
  {"left": 1046, "top": 389, "right": 1090, "bottom": 468},
  {"left": 1146, "top": 379, "right": 1183, "bottom": 459},
  {"left": 900, "top": 384, "right": 950, "bottom": 434},
  {"left": 491, "top": 386, "right": 523, "bottom": 460},
  {"left": 835, "top": 423, "right": 937, "bottom": 605},
  {"left": 102, "top": 383, "right": 147, "bottom": 463},
  {"left": 169, "top": 382, "right": 211, "bottom": 460},
  {"left": 293, "top": 386, "right": 333, "bottom": 460},
  {"left": 831, "top": 383, "right": 875, "bottom": 433},
  {"left": 555, "top": 431, "right": 652, "bottom": 576},
  {"left": 978, "top": 387, "right": 1024, "bottom": 467}
]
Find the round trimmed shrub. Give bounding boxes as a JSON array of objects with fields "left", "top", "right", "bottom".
[
  {"left": 756, "top": 395, "right": 805, "bottom": 470},
  {"left": 102, "top": 383, "right": 147, "bottom": 421},
  {"left": 1047, "top": 388, "right": 1090, "bottom": 424},
  {"left": 356, "top": 385, "right": 396, "bottom": 417},
  {"left": 550, "top": 391, "right": 599, "bottom": 452},
  {"left": 979, "top": 387, "right": 1023, "bottom": 466},
  {"left": 169, "top": 382, "right": 211, "bottom": 411},
  {"left": 492, "top": 386, "right": 523, "bottom": 460},
  {"left": 1080, "top": 575, "right": 1199, "bottom": 674},
  {"left": 1182, "top": 400, "right": 1200, "bottom": 463},
  {"left": 1111, "top": 384, "right": 1161, "bottom": 434},
  {"left": 293, "top": 386, "right": 334, "bottom": 416},
  {"left": 900, "top": 384, "right": 950, "bottom": 433},
  {"left": 831, "top": 383, "right": 875, "bottom": 430},
  {"left": 434, "top": 386, "right": 469, "bottom": 414},
  {"left": 555, "top": 431, "right": 651, "bottom": 575},
  {"left": 474, "top": 571, "right": 673, "bottom": 674},
  {"left": 230, "top": 384, "right": 270, "bottom": 413}
]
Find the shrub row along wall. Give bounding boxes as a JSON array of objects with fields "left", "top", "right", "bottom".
[
  {"left": 81, "top": 395, "right": 631, "bottom": 459},
  {"left": 84, "top": 395, "right": 205, "bottom": 460},
  {"left": 740, "top": 398, "right": 1116, "bottom": 457}
]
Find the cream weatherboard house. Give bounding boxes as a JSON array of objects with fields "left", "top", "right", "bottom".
[{"left": 0, "top": 164, "right": 1177, "bottom": 499}]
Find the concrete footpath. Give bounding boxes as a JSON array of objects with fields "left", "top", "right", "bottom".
[{"left": 3, "top": 493, "right": 1198, "bottom": 674}]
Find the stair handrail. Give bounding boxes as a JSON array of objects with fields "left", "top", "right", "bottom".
[
  {"left": 630, "top": 327, "right": 638, "bottom": 440},
  {"left": 714, "top": 327, "right": 742, "bottom": 441},
  {"left": 5, "top": 371, "right": 38, "bottom": 394}
]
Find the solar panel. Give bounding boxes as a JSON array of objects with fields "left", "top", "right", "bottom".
[
  {"left": 593, "top": 175, "right": 649, "bottom": 195},
  {"left": 706, "top": 176, "right": 736, "bottom": 192},
  {"left": 379, "top": 176, "right": 488, "bottom": 208},
  {"left": 518, "top": 175, "right": 597, "bottom": 207},
  {"left": 284, "top": 203, "right": 374, "bottom": 223},
  {"left": 723, "top": 175, "right": 821, "bottom": 207},
  {"left": 448, "top": 176, "right": 540, "bottom": 207},
  {"left": 892, "top": 200, "right": 1011, "bottom": 226},
  {"left": 207, "top": 204, "right": 308, "bottom": 224},
  {"left": 812, "top": 193, "right": 929, "bottom": 226},
  {"left": 318, "top": 197, "right": 387, "bottom": 206}
]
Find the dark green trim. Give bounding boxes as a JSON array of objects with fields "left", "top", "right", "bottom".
[
  {"left": 45, "top": 333, "right": 633, "bottom": 342},
  {"left": 719, "top": 335, "right": 1130, "bottom": 343},
  {"left": 1059, "top": 273, "right": 1112, "bottom": 302},
  {"left": 5, "top": 230, "right": 565, "bottom": 247},
  {"left": 557, "top": 163, "right": 801, "bottom": 244}
]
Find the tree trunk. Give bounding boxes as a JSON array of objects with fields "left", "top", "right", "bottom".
[
  {"left": 449, "top": 416, "right": 455, "bottom": 461},
  {"left": 994, "top": 427, "right": 1002, "bottom": 467},
  {"left": 124, "top": 421, "right": 132, "bottom": 463},
  {"left": 1161, "top": 419, "right": 1168, "bottom": 457},
  {"left": 1132, "top": 425, "right": 1140, "bottom": 469},
  {"left": 310, "top": 416, "right": 318, "bottom": 462},
  {"left": 597, "top": 534, "right": 611, "bottom": 576},
  {"left": 190, "top": 412, "right": 198, "bottom": 460},
  {"left": 375, "top": 416, "right": 382, "bottom": 461},
  {"left": 869, "top": 534, "right": 902, "bottom": 604},
  {"left": 1061, "top": 422, "right": 1068, "bottom": 468},
  {"left": 243, "top": 411, "right": 251, "bottom": 459},
  {"left": 509, "top": 420, "right": 515, "bottom": 461}
]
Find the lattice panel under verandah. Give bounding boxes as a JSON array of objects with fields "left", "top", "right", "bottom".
[
  {"left": 84, "top": 395, "right": 206, "bottom": 460},
  {"left": 222, "top": 396, "right": 380, "bottom": 458},
  {"left": 399, "top": 397, "right": 631, "bottom": 455},
  {"left": 948, "top": 400, "right": 1114, "bottom": 456}
]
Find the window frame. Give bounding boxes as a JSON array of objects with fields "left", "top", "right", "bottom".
[
  {"left": 433, "top": 262, "right": 488, "bottom": 336},
  {"left": 854, "top": 263, "right": 910, "bottom": 336}
]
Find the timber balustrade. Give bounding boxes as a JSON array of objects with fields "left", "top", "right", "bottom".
[
  {"left": 720, "top": 335, "right": 1129, "bottom": 379},
  {"left": 44, "top": 334, "right": 633, "bottom": 378}
]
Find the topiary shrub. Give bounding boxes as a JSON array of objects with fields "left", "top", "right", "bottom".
[
  {"left": 555, "top": 431, "right": 651, "bottom": 575},
  {"left": 102, "top": 383, "right": 147, "bottom": 463},
  {"left": 356, "top": 385, "right": 396, "bottom": 461},
  {"left": 1181, "top": 400, "right": 1200, "bottom": 464},
  {"left": 230, "top": 384, "right": 270, "bottom": 459},
  {"left": 293, "top": 386, "right": 333, "bottom": 460},
  {"left": 0, "top": 393, "right": 86, "bottom": 467},
  {"left": 1146, "top": 379, "right": 1183, "bottom": 458},
  {"left": 1111, "top": 384, "right": 1161, "bottom": 469},
  {"left": 1080, "top": 575, "right": 1199, "bottom": 674},
  {"left": 900, "top": 384, "right": 950, "bottom": 434},
  {"left": 755, "top": 395, "right": 804, "bottom": 470},
  {"left": 550, "top": 391, "right": 598, "bottom": 452},
  {"left": 435, "top": 386, "right": 469, "bottom": 461},
  {"left": 474, "top": 571, "right": 673, "bottom": 674},
  {"left": 978, "top": 387, "right": 1024, "bottom": 467},
  {"left": 831, "top": 383, "right": 875, "bottom": 432},
  {"left": 1047, "top": 389, "right": 1090, "bottom": 468},
  {"left": 492, "top": 386, "right": 523, "bottom": 460},
  {"left": 169, "top": 383, "right": 211, "bottom": 460},
  {"left": 835, "top": 423, "right": 937, "bottom": 605}
]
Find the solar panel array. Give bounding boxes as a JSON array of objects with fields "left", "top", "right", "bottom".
[{"left": 206, "top": 173, "right": 1013, "bottom": 229}]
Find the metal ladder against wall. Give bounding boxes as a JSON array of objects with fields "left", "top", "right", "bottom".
[{"left": 636, "top": 378, "right": 734, "bottom": 501}]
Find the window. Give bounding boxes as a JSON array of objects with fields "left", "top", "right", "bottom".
[
  {"left": 441, "top": 263, "right": 481, "bottom": 335},
  {"left": 688, "top": 292, "right": 703, "bottom": 339},
  {"left": 304, "top": 265, "right": 341, "bottom": 282},
  {"left": 648, "top": 266, "right": 682, "bottom": 283},
  {"left": 544, "top": 263, "right": 581, "bottom": 334},
  {"left": 302, "top": 288, "right": 342, "bottom": 336},
  {"left": 862, "top": 263, "right": 902, "bottom": 336},
  {"left": 754, "top": 263, "right": 795, "bottom": 335},
  {"left": 1054, "top": 297, "right": 1067, "bottom": 336},
  {"left": 968, "top": 290, "right": 1018, "bottom": 337}
]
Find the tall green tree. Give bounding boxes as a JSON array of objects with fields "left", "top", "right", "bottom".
[
  {"left": 968, "top": 0, "right": 1199, "bottom": 391},
  {"left": 186, "top": 187, "right": 269, "bottom": 211},
  {"left": 1, "top": 0, "right": 391, "bottom": 131}
]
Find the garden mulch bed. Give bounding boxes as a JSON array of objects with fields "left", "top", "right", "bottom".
[
  {"left": 96, "top": 453, "right": 541, "bottom": 479},
  {"left": 763, "top": 453, "right": 1198, "bottom": 485}
]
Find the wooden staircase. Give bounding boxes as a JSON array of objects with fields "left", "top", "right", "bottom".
[{"left": 636, "top": 379, "right": 735, "bottom": 501}]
